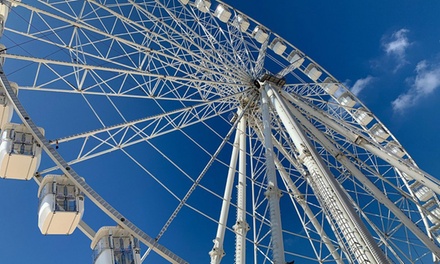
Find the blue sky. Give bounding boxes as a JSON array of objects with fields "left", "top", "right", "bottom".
[{"left": 0, "top": 0, "right": 439, "bottom": 263}]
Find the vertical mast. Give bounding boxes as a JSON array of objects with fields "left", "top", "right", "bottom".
[
  {"left": 209, "top": 114, "right": 241, "bottom": 264},
  {"left": 234, "top": 109, "right": 249, "bottom": 264},
  {"left": 260, "top": 87, "right": 286, "bottom": 264}
]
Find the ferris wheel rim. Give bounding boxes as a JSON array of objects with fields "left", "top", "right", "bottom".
[{"left": 1, "top": 0, "right": 439, "bottom": 263}]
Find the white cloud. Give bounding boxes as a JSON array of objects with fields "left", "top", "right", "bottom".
[
  {"left": 392, "top": 60, "right": 440, "bottom": 112},
  {"left": 382, "top": 29, "right": 411, "bottom": 70},
  {"left": 350, "top": 76, "right": 374, "bottom": 96}
]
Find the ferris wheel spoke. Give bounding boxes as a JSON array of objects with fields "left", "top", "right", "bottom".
[
  {"left": 252, "top": 37, "right": 269, "bottom": 76},
  {"left": 4, "top": 37, "right": 239, "bottom": 102},
  {"left": 3, "top": 53, "right": 244, "bottom": 101},
  {"left": 168, "top": 0, "right": 251, "bottom": 72},
  {"left": 87, "top": 0, "right": 247, "bottom": 81},
  {"left": 14, "top": 2, "right": 244, "bottom": 86},
  {"left": 151, "top": 103, "right": 252, "bottom": 251},
  {"left": 128, "top": 0, "right": 249, "bottom": 80},
  {"left": 276, "top": 53, "right": 306, "bottom": 78},
  {"left": 53, "top": 0, "right": 237, "bottom": 75},
  {"left": 224, "top": 22, "right": 254, "bottom": 76},
  {"left": 37, "top": 94, "right": 240, "bottom": 175}
]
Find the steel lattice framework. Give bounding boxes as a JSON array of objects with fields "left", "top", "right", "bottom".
[{"left": 0, "top": 0, "right": 440, "bottom": 263}]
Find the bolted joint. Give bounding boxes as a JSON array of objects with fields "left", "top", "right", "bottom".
[
  {"left": 298, "top": 148, "right": 312, "bottom": 163},
  {"left": 294, "top": 194, "right": 306, "bottom": 204},
  {"left": 209, "top": 247, "right": 225, "bottom": 258},
  {"left": 233, "top": 220, "right": 250, "bottom": 232},
  {"left": 209, "top": 238, "right": 226, "bottom": 262},
  {"left": 265, "top": 185, "right": 282, "bottom": 198}
]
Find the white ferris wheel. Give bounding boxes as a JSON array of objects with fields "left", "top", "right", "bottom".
[{"left": 0, "top": 0, "right": 439, "bottom": 263}]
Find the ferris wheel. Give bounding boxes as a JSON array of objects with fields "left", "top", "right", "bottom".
[{"left": 0, "top": 0, "right": 439, "bottom": 263}]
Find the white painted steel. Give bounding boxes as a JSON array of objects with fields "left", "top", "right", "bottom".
[
  {"left": 260, "top": 86, "right": 286, "bottom": 264},
  {"left": 210, "top": 113, "right": 240, "bottom": 264},
  {"left": 234, "top": 109, "right": 248, "bottom": 264},
  {"left": 265, "top": 84, "right": 388, "bottom": 263},
  {"left": 0, "top": 0, "right": 439, "bottom": 263}
]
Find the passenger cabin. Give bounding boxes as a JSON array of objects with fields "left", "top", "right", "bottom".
[
  {"left": 0, "top": 81, "right": 18, "bottom": 128},
  {"left": 0, "top": 123, "right": 43, "bottom": 180},
  {"left": 385, "top": 141, "right": 405, "bottom": 158},
  {"left": 287, "top": 51, "right": 305, "bottom": 69},
  {"left": 195, "top": 0, "right": 211, "bottom": 13},
  {"left": 234, "top": 14, "right": 250, "bottom": 32},
  {"left": 38, "top": 175, "right": 84, "bottom": 235},
  {"left": 0, "top": 43, "right": 6, "bottom": 66},
  {"left": 320, "top": 77, "right": 338, "bottom": 95},
  {"left": 369, "top": 123, "right": 389, "bottom": 143},
  {"left": 0, "top": 1, "right": 11, "bottom": 37},
  {"left": 354, "top": 107, "right": 373, "bottom": 126},
  {"left": 270, "top": 38, "right": 286, "bottom": 55},
  {"left": 410, "top": 182, "right": 433, "bottom": 202},
  {"left": 424, "top": 199, "right": 440, "bottom": 225},
  {"left": 338, "top": 92, "right": 356, "bottom": 108},
  {"left": 252, "top": 25, "right": 268, "bottom": 44},
  {"left": 0, "top": 0, "right": 18, "bottom": 37},
  {"left": 304, "top": 63, "right": 322, "bottom": 82},
  {"left": 214, "top": 4, "right": 231, "bottom": 23},
  {"left": 92, "top": 226, "right": 141, "bottom": 264}
]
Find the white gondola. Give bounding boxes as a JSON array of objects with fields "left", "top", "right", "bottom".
[
  {"left": 338, "top": 92, "right": 356, "bottom": 108},
  {"left": 195, "top": 0, "right": 211, "bottom": 13},
  {"left": 0, "top": 5, "right": 9, "bottom": 37},
  {"left": 354, "top": 107, "right": 373, "bottom": 126},
  {"left": 233, "top": 14, "right": 250, "bottom": 32},
  {"left": 92, "top": 226, "right": 141, "bottom": 264},
  {"left": 252, "top": 25, "right": 268, "bottom": 44},
  {"left": 214, "top": 4, "right": 231, "bottom": 23},
  {"left": 424, "top": 199, "right": 440, "bottom": 225},
  {"left": 429, "top": 208, "right": 440, "bottom": 225},
  {"left": 0, "top": 0, "right": 19, "bottom": 37},
  {"left": 0, "top": 81, "right": 17, "bottom": 128},
  {"left": 0, "top": 43, "right": 6, "bottom": 66},
  {"left": 304, "top": 63, "right": 322, "bottom": 82},
  {"left": 369, "top": 123, "right": 389, "bottom": 143},
  {"left": 38, "top": 174, "right": 84, "bottom": 235},
  {"left": 320, "top": 77, "right": 338, "bottom": 95},
  {"left": 0, "top": 123, "right": 43, "bottom": 180},
  {"left": 385, "top": 141, "right": 405, "bottom": 158},
  {"left": 270, "top": 38, "right": 286, "bottom": 55},
  {"left": 287, "top": 51, "right": 305, "bottom": 69}
]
